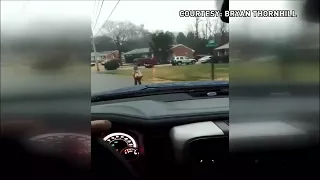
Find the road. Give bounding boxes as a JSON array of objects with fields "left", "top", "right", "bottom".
[
  {"left": 91, "top": 73, "right": 134, "bottom": 94},
  {"left": 119, "top": 63, "right": 172, "bottom": 70},
  {"left": 91, "top": 64, "right": 173, "bottom": 93}
]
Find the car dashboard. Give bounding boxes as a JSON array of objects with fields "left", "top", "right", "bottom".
[
  {"left": 92, "top": 96, "right": 318, "bottom": 178},
  {"left": 91, "top": 97, "right": 230, "bottom": 178}
]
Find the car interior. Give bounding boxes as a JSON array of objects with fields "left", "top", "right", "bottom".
[
  {"left": 2, "top": 0, "right": 318, "bottom": 179},
  {"left": 90, "top": 92, "right": 318, "bottom": 179},
  {"left": 89, "top": 0, "right": 318, "bottom": 178}
]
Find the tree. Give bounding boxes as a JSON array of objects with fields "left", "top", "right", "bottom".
[
  {"left": 219, "top": 22, "right": 229, "bottom": 45},
  {"left": 176, "top": 32, "right": 187, "bottom": 45},
  {"left": 149, "top": 31, "right": 173, "bottom": 64},
  {"left": 186, "top": 31, "right": 196, "bottom": 49},
  {"left": 95, "top": 35, "right": 117, "bottom": 52},
  {"left": 101, "top": 20, "right": 141, "bottom": 42},
  {"left": 206, "top": 18, "right": 220, "bottom": 39},
  {"left": 122, "top": 25, "right": 152, "bottom": 52},
  {"left": 100, "top": 20, "right": 145, "bottom": 59},
  {"left": 194, "top": 17, "right": 202, "bottom": 39},
  {"left": 165, "top": 31, "right": 176, "bottom": 45},
  {"left": 201, "top": 18, "right": 229, "bottom": 46}
]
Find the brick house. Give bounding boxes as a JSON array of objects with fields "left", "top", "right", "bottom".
[
  {"left": 170, "top": 44, "right": 195, "bottom": 58},
  {"left": 123, "top": 44, "right": 195, "bottom": 63}
]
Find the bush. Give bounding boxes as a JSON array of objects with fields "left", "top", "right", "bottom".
[{"left": 104, "top": 60, "right": 120, "bottom": 70}]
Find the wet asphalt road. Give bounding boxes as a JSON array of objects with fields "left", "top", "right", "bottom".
[{"left": 91, "top": 73, "right": 134, "bottom": 94}]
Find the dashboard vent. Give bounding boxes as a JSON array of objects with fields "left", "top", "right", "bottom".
[{"left": 188, "top": 88, "right": 228, "bottom": 98}]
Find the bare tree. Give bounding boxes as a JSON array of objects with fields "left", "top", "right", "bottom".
[
  {"left": 101, "top": 20, "right": 141, "bottom": 43},
  {"left": 194, "top": 17, "right": 202, "bottom": 39},
  {"left": 205, "top": 18, "right": 220, "bottom": 38},
  {"left": 201, "top": 18, "right": 219, "bottom": 39},
  {"left": 204, "top": 18, "right": 229, "bottom": 44},
  {"left": 220, "top": 22, "right": 229, "bottom": 33},
  {"left": 219, "top": 21, "right": 229, "bottom": 45},
  {"left": 187, "top": 24, "right": 194, "bottom": 33},
  {"left": 100, "top": 20, "right": 145, "bottom": 61},
  {"left": 201, "top": 23, "right": 207, "bottom": 39}
]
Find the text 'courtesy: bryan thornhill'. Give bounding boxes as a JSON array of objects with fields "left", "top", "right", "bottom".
[{"left": 179, "top": 10, "right": 298, "bottom": 18}]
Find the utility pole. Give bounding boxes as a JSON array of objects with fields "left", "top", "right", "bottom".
[
  {"left": 92, "top": 36, "right": 100, "bottom": 72},
  {"left": 211, "top": 60, "right": 215, "bottom": 80}
]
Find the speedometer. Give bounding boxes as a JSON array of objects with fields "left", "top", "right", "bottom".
[{"left": 103, "top": 132, "right": 137, "bottom": 152}]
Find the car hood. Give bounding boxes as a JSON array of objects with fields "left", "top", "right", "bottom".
[{"left": 92, "top": 80, "right": 228, "bottom": 97}]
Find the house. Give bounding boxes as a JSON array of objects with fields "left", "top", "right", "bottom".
[
  {"left": 123, "top": 44, "right": 195, "bottom": 63},
  {"left": 213, "top": 43, "right": 229, "bottom": 63},
  {"left": 91, "top": 50, "right": 120, "bottom": 63},
  {"left": 215, "top": 43, "right": 229, "bottom": 56},
  {"left": 91, "top": 52, "right": 104, "bottom": 62},
  {"left": 123, "top": 48, "right": 152, "bottom": 63},
  {"left": 170, "top": 44, "right": 195, "bottom": 58},
  {"left": 100, "top": 50, "right": 120, "bottom": 60}
]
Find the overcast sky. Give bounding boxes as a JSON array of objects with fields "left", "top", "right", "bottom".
[
  {"left": 2, "top": 1, "right": 315, "bottom": 42},
  {"left": 1, "top": 1, "right": 218, "bottom": 35},
  {"left": 92, "top": 1, "right": 217, "bottom": 34}
]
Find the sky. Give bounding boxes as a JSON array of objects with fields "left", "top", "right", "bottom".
[
  {"left": 1, "top": 0, "right": 218, "bottom": 36},
  {"left": 91, "top": 1, "right": 218, "bottom": 34},
  {"left": 2, "top": 1, "right": 316, "bottom": 42}
]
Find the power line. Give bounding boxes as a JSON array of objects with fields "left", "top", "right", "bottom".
[
  {"left": 92, "top": 0, "right": 102, "bottom": 29},
  {"left": 94, "top": 0, "right": 120, "bottom": 37},
  {"left": 91, "top": 0, "right": 99, "bottom": 24},
  {"left": 92, "top": 0, "right": 104, "bottom": 31}
]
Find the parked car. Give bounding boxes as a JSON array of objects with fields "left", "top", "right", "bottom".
[
  {"left": 133, "top": 57, "right": 157, "bottom": 68},
  {"left": 198, "top": 56, "right": 212, "bottom": 63},
  {"left": 194, "top": 54, "right": 208, "bottom": 61},
  {"left": 91, "top": 62, "right": 95, "bottom": 66},
  {"left": 171, "top": 56, "right": 196, "bottom": 66}
]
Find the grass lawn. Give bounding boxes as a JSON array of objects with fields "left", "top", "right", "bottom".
[
  {"left": 102, "top": 64, "right": 229, "bottom": 82},
  {"left": 95, "top": 61, "right": 319, "bottom": 84},
  {"left": 231, "top": 61, "right": 319, "bottom": 83}
]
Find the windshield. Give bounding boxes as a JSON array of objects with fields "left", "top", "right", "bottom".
[
  {"left": 2, "top": 1, "right": 317, "bottom": 98},
  {"left": 89, "top": 1, "right": 229, "bottom": 94}
]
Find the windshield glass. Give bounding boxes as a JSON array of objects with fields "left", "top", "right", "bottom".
[
  {"left": 1, "top": 1, "right": 229, "bottom": 96},
  {"left": 90, "top": 1, "right": 229, "bottom": 94}
]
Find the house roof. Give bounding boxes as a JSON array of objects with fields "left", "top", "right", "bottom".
[
  {"left": 124, "top": 48, "right": 150, "bottom": 55},
  {"left": 91, "top": 50, "right": 119, "bottom": 57},
  {"left": 101, "top": 50, "right": 119, "bottom": 54},
  {"left": 171, "top": 44, "right": 195, "bottom": 52},
  {"left": 124, "top": 44, "right": 195, "bottom": 55},
  {"left": 215, "top": 43, "right": 229, "bottom": 50}
]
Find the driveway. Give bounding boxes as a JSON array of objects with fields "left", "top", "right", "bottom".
[{"left": 91, "top": 73, "right": 134, "bottom": 94}]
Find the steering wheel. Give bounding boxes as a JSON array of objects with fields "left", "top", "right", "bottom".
[
  {"left": 91, "top": 137, "right": 139, "bottom": 178},
  {"left": 1, "top": 120, "right": 138, "bottom": 178}
]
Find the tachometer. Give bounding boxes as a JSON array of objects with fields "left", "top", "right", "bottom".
[{"left": 103, "top": 132, "right": 137, "bottom": 152}]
